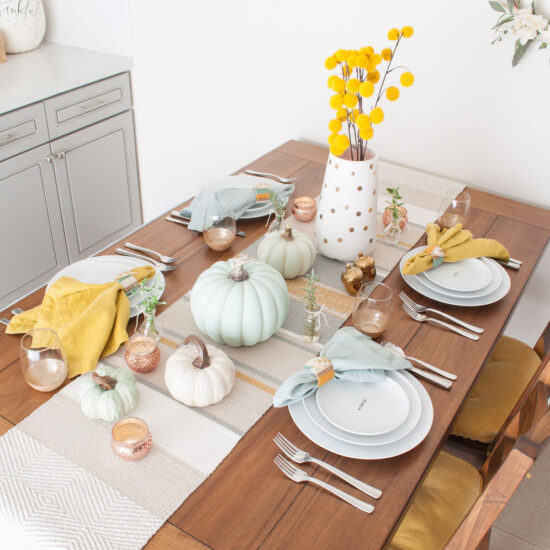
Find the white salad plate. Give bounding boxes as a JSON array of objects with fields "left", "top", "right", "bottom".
[
  {"left": 289, "top": 370, "right": 433, "bottom": 460},
  {"left": 423, "top": 257, "right": 492, "bottom": 292},
  {"left": 316, "top": 376, "right": 410, "bottom": 436},
  {"left": 399, "top": 247, "right": 510, "bottom": 307},
  {"left": 47, "top": 256, "right": 165, "bottom": 318},
  {"left": 303, "top": 370, "right": 422, "bottom": 446}
]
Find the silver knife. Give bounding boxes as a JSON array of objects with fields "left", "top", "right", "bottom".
[
  {"left": 169, "top": 212, "right": 246, "bottom": 238},
  {"left": 408, "top": 366, "right": 453, "bottom": 390}
]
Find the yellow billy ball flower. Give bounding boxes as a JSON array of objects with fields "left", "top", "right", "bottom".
[
  {"left": 360, "top": 46, "right": 374, "bottom": 55},
  {"left": 347, "top": 78, "right": 361, "bottom": 94},
  {"left": 328, "top": 119, "right": 342, "bottom": 133},
  {"left": 359, "top": 126, "right": 374, "bottom": 140},
  {"left": 357, "top": 54, "right": 369, "bottom": 69},
  {"left": 335, "top": 49, "right": 349, "bottom": 62},
  {"left": 402, "top": 26, "right": 414, "bottom": 38},
  {"left": 328, "top": 133, "right": 339, "bottom": 146},
  {"left": 371, "top": 53, "right": 382, "bottom": 66},
  {"left": 381, "top": 48, "right": 392, "bottom": 61},
  {"left": 388, "top": 28, "right": 400, "bottom": 41},
  {"left": 351, "top": 108, "right": 361, "bottom": 122},
  {"left": 330, "top": 94, "right": 344, "bottom": 110},
  {"left": 343, "top": 93, "right": 358, "bottom": 109},
  {"left": 325, "top": 56, "right": 338, "bottom": 70},
  {"left": 335, "top": 134, "right": 350, "bottom": 151},
  {"left": 330, "top": 144, "right": 344, "bottom": 156},
  {"left": 342, "top": 64, "right": 352, "bottom": 77},
  {"left": 336, "top": 107, "right": 347, "bottom": 121},
  {"left": 355, "top": 113, "right": 371, "bottom": 129},
  {"left": 330, "top": 76, "right": 346, "bottom": 92},
  {"left": 367, "top": 70, "right": 380, "bottom": 84},
  {"left": 400, "top": 71, "right": 415, "bottom": 87},
  {"left": 370, "top": 107, "right": 384, "bottom": 124},
  {"left": 347, "top": 53, "right": 358, "bottom": 68},
  {"left": 386, "top": 87, "right": 400, "bottom": 101},
  {"left": 359, "top": 81, "right": 375, "bottom": 97}
]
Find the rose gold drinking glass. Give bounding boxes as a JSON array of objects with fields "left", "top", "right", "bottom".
[
  {"left": 438, "top": 190, "right": 471, "bottom": 229},
  {"left": 203, "top": 193, "right": 236, "bottom": 252},
  {"left": 352, "top": 282, "right": 393, "bottom": 339},
  {"left": 125, "top": 333, "right": 160, "bottom": 373},
  {"left": 20, "top": 328, "right": 68, "bottom": 392},
  {"left": 111, "top": 417, "right": 152, "bottom": 461}
]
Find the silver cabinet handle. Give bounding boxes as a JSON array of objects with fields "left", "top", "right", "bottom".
[
  {"left": 79, "top": 98, "right": 106, "bottom": 111},
  {"left": 54, "top": 152, "right": 65, "bottom": 159},
  {"left": 43, "top": 155, "right": 53, "bottom": 164},
  {"left": 1, "top": 133, "right": 15, "bottom": 145}
]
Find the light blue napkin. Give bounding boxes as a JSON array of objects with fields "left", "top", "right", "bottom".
[
  {"left": 273, "top": 327, "right": 412, "bottom": 407},
  {"left": 181, "top": 179, "right": 294, "bottom": 231}
]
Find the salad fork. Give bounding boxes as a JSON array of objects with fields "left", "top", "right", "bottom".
[
  {"left": 124, "top": 243, "right": 178, "bottom": 264},
  {"left": 399, "top": 292, "right": 483, "bottom": 334},
  {"left": 244, "top": 169, "right": 296, "bottom": 184},
  {"left": 274, "top": 454, "right": 374, "bottom": 514},
  {"left": 273, "top": 433, "right": 382, "bottom": 499},
  {"left": 115, "top": 248, "right": 177, "bottom": 272},
  {"left": 402, "top": 303, "right": 479, "bottom": 341}
]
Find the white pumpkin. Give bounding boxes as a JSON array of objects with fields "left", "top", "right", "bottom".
[
  {"left": 79, "top": 365, "right": 140, "bottom": 422},
  {"left": 190, "top": 258, "right": 289, "bottom": 347},
  {"left": 165, "top": 335, "right": 236, "bottom": 407},
  {"left": 257, "top": 225, "right": 316, "bottom": 279}
]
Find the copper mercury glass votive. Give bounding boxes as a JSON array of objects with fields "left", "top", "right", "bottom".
[
  {"left": 125, "top": 334, "right": 160, "bottom": 373},
  {"left": 111, "top": 417, "right": 152, "bottom": 461},
  {"left": 292, "top": 196, "right": 317, "bottom": 222}
]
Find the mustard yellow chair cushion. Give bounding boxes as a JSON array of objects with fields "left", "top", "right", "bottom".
[
  {"left": 388, "top": 451, "right": 483, "bottom": 550},
  {"left": 451, "top": 336, "right": 542, "bottom": 444}
]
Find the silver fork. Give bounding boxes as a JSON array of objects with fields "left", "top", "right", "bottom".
[
  {"left": 273, "top": 433, "right": 382, "bottom": 499},
  {"left": 124, "top": 243, "right": 178, "bottom": 264},
  {"left": 115, "top": 248, "right": 177, "bottom": 272},
  {"left": 0, "top": 318, "right": 10, "bottom": 326},
  {"left": 399, "top": 292, "right": 483, "bottom": 334},
  {"left": 169, "top": 212, "right": 247, "bottom": 238},
  {"left": 402, "top": 303, "right": 479, "bottom": 341},
  {"left": 244, "top": 169, "right": 296, "bottom": 184},
  {"left": 11, "top": 308, "right": 23, "bottom": 315},
  {"left": 274, "top": 454, "right": 374, "bottom": 514}
]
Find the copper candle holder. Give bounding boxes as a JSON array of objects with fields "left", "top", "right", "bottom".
[
  {"left": 125, "top": 334, "right": 160, "bottom": 373},
  {"left": 111, "top": 417, "right": 152, "bottom": 461},
  {"left": 292, "top": 196, "right": 317, "bottom": 222}
]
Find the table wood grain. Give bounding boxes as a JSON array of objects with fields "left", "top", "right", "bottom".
[{"left": 0, "top": 140, "right": 548, "bottom": 549}]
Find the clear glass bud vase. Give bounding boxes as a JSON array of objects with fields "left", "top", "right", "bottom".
[
  {"left": 302, "top": 306, "right": 321, "bottom": 344},
  {"left": 125, "top": 311, "right": 161, "bottom": 373}
]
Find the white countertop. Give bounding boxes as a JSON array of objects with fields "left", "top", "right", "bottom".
[{"left": 0, "top": 42, "right": 133, "bottom": 114}]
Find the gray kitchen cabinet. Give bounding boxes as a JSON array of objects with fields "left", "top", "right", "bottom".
[
  {"left": 52, "top": 111, "right": 141, "bottom": 262},
  {"left": 0, "top": 144, "right": 69, "bottom": 309}
]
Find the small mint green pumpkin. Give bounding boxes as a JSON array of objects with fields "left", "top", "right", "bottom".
[
  {"left": 79, "top": 365, "right": 140, "bottom": 422},
  {"left": 257, "top": 225, "right": 316, "bottom": 279},
  {"left": 190, "top": 259, "right": 289, "bottom": 347}
]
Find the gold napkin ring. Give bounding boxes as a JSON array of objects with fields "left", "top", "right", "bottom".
[
  {"left": 305, "top": 356, "right": 334, "bottom": 386},
  {"left": 116, "top": 271, "right": 139, "bottom": 292},
  {"left": 424, "top": 245, "right": 445, "bottom": 268}
]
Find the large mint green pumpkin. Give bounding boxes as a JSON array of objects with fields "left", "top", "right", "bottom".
[{"left": 190, "top": 259, "right": 289, "bottom": 347}]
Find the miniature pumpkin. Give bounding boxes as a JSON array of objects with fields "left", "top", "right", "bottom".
[
  {"left": 79, "top": 365, "right": 140, "bottom": 422},
  {"left": 190, "top": 258, "right": 289, "bottom": 347},
  {"left": 257, "top": 225, "right": 316, "bottom": 279},
  {"left": 165, "top": 335, "right": 236, "bottom": 407}
]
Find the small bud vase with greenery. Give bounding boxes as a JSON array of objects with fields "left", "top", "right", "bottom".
[
  {"left": 382, "top": 187, "right": 408, "bottom": 243},
  {"left": 302, "top": 270, "right": 322, "bottom": 344},
  {"left": 267, "top": 189, "right": 287, "bottom": 233},
  {"left": 315, "top": 26, "right": 414, "bottom": 261}
]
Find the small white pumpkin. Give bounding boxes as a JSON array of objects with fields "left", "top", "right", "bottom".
[
  {"left": 257, "top": 225, "right": 316, "bottom": 279},
  {"left": 165, "top": 335, "right": 236, "bottom": 407},
  {"left": 79, "top": 365, "right": 140, "bottom": 422}
]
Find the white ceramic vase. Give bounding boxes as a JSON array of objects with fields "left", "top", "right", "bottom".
[
  {"left": 0, "top": 0, "right": 46, "bottom": 54},
  {"left": 315, "top": 150, "right": 378, "bottom": 262}
]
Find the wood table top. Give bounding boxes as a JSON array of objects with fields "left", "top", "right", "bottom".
[{"left": 1, "top": 140, "right": 549, "bottom": 549}]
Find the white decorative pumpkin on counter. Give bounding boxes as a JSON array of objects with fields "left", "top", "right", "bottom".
[
  {"left": 79, "top": 366, "right": 140, "bottom": 422},
  {"left": 257, "top": 225, "right": 316, "bottom": 279},
  {"left": 190, "top": 258, "right": 289, "bottom": 347},
  {"left": 165, "top": 335, "right": 236, "bottom": 407}
]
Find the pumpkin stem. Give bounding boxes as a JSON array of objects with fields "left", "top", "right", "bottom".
[
  {"left": 281, "top": 224, "right": 293, "bottom": 241},
  {"left": 228, "top": 260, "right": 249, "bottom": 282},
  {"left": 91, "top": 371, "right": 117, "bottom": 391},
  {"left": 183, "top": 335, "right": 211, "bottom": 369}
]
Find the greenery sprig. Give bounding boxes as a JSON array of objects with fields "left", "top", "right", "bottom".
[
  {"left": 303, "top": 270, "right": 320, "bottom": 312},
  {"left": 385, "top": 187, "right": 404, "bottom": 222}
]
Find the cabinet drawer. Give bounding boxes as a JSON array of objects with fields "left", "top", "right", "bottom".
[
  {"left": 0, "top": 103, "right": 49, "bottom": 162},
  {"left": 45, "top": 73, "right": 132, "bottom": 139}
]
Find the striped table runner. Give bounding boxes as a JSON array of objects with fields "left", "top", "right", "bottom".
[{"left": 0, "top": 161, "right": 464, "bottom": 549}]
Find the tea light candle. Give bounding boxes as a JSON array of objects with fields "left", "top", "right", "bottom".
[
  {"left": 125, "top": 335, "right": 160, "bottom": 373},
  {"left": 292, "top": 196, "right": 317, "bottom": 222},
  {"left": 111, "top": 417, "right": 152, "bottom": 461}
]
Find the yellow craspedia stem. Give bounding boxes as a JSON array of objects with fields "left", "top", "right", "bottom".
[
  {"left": 388, "top": 28, "right": 400, "bottom": 41},
  {"left": 359, "top": 127, "right": 374, "bottom": 140},
  {"left": 359, "top": 81, "right": 375, "bottom": 97},
  {"left": 355, "top": 113, "right": 371, "bottom": 129},
  {"left": 330, "top": 94, "right": 345, "bottom": 110},
  {"left": 336, "top": 107, "right": 347, "bottom": 121},
  {"left": 347, "top": 53, "right": 358, "bottom": 68},
  {"left": 330, "top": 145, "right": 344, "bottom": 156},
  {"left": 381, "top": 48, "right": 392, "bottom": 61},
  {"left": 386, "top": 87, "right": 400, "bottom": 101},
  {"left": 328, "top": 119, "right": 342, "bottom": 133},
  {"left": 330, "top": 77, "right": 346, "bottom": 92},
  {"left": 325, "top": 56, "right": 338, "bottom": 70},
  {"left": 400, "top": 71, "right": 415, "bottom": 87},
  {"left": 360, "top": 46, "right": 374, "bottom": 55},
  {"left": 335, "top": 49, "right": 349, "bottom": 62},
  {"left": 370, "top": 107, "right": 384, "bottom": 124},
  {"left": 328, "top": 133, "right": 339, "bottom": 146},
  {"left": 335, "top": 134, "right": 350, "bottom": 151},
  {"left": 371, "top": 53, "right": 382, "bottom": 66},
  {"left": 351, "top": 108, "right": 360, "bottom": 122},
  {"left": 343, "top": 93, "right": 358, "bottom": 108},
  {"left": 357, "top": 54, "right": 369, "bottom": 69},
  {"left": 402, "top": 26, "right": 414, "bottom": 38},
  {"left": 367, "top": 70, "right": 380, "bottom": 84},
  {"left": 346, "top": 78, "right": 361, "bottom": 94}
]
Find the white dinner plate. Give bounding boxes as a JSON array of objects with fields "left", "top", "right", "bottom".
[
  {"left": 47, "top": 256, "right": 165, "bottom": 318},
  {"left": 289, "top": 370, "right": 433, "bottom": 460},
  {"left": 303, "top": 371, "right": 422, "bottom": 446},
  {"left": 423, "top": 257, "right": 492, "bottom": 292},
  {"left": 316, "top": 376, "right": 410, "bottom": 436},
  {"left": 240, "top": 204, "right": 275, "bottom": 219},
  {"left": 399, "top": 247, "right": 510, "bottom": 307}
]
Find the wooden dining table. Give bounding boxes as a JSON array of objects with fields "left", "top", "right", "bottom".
[{"left": 1, "top": 140, "right": 549, "bottom": 550}]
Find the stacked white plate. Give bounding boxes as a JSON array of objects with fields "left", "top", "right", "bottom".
[
  {"left": 289, "top": 370, "right": 433, "bottom": 459},
  {"left": 399, "top": 246, "right": 511, "bottom": 307}
]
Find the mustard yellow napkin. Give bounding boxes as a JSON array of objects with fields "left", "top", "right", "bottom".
[
  {"left": 402, "top": 223, "right": 510, "bottom": 276},
  {"left": 7, "top": 265, "right": 155, "bottom": 378}
]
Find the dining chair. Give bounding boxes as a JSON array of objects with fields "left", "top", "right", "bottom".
[
  {"left": 451, "top": 321, "right": 550, "bottom": 446},
  {"left": 387, "top": 360, "right": 550, "bottom": 550}
]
